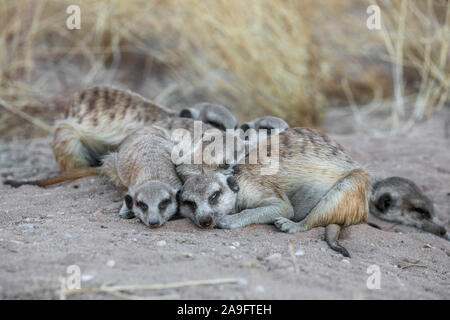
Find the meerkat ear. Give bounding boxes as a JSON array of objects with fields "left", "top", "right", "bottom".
[
  {"left": 375, "top": 193, "right": 392, "bottom": 213},
  {"left": 180, "top": 108, "right": 200, "bottom": 120},
  {"left": 226, "top": 176, "right": 239, "bottom": 193},
  {"left": 125, "top": 194, "right": 133, "bottom": 209}
]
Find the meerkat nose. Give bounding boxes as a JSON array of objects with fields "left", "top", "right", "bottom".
[
  {"left": 149, "top": 221, "right": 160, "bottom": 228},
  {"left": 199, "top": 216, "right": 213, "bottom": 228}
]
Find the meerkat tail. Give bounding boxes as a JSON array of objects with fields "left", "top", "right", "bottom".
[
  {"left": 3, "top": 167, "right": 100, "bottom": 188},
  {"left": 325, "top": 224, "right": 350, "bottom": 258}
]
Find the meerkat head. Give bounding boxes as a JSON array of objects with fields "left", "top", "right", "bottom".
[
  {"left": 178, "top": 171, "right": 239, "bottom": 228},
  {"left": 240, "top": 116, "right": 289, "bottom": 135},
  {"left": 370, "top": 176, "right": 449, "bottom": 240},
  {"left": 179, "top": 102, "right": 238, "bottom": 131},
  {"left": 123, "top": 181, "right": 178, "bottom": 228},
  {"left": 239, "top": 116, "right": 289, "bottom": 146}
]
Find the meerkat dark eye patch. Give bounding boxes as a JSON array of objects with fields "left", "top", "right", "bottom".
[
  {"left": 375, "top": 193, "right": 392, "bottom": 213},
  {"left": 183, "top": 200, "right": 197, "bottom": 211},
  {"left": 412, "top": 207, "right": 431, "bottom": 220},
  {"left": 136, "top": 201, "right": 148, "bottom": 212},
  {"left": 209, "top": 190, "right": 221, "bottom": 205},
  {"left": 125, "top": 195, "right": 133, "bottom": 209},
  {"left": 226, "top": 175, "right": 239, "bottom": 193},
  {"left": 158, "top": 199, "right": 171, "bottom": 212}
]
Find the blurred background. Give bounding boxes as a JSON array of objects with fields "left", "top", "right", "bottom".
[{"left": 0, "top": 0, "right": 448, "bottom": 138}]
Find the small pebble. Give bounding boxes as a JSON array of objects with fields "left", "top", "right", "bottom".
[
  {"left": 265, "top": 253, "right": 281, "bottom": 261},
  {"left": 19, "top": 223, "right": 34, "bottom": 233},
  {"left": 255, "top": 285, "right": 265, "bottom": 292},
  {"left": 341, "top": 259, "right": 350, "bottom": 264},
  {"left": 157, "top": 240, "right": 167, "bottom": 246},
  {"left": 184, "top": 253, "right": 193, "bottom": 258},
  {"left": 106, "top": 260, "right": 115, "bottom": 268},
  {"left": 295, "top": 250, "right": 305, "bottom": 256},
  {"left": 60, "top": 233, "right": 72, "bottom": 239},
  {"left": 232, "top": 241, "right": 241, "bottom": 247},
  {"left": 228, "top": 245, "right": 236, "bottom": 250}
]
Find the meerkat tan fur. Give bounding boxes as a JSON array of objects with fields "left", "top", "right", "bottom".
[{"left": 177, "top": 127, "right": 371, "bottom": 257}]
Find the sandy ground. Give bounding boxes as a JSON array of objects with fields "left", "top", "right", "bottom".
[{"left": 0, "top": 109, "right": 449, "bottom": 300}]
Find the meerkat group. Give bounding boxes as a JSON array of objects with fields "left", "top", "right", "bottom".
[{"left": 4, "top": 86, "right": 448, "bottom": 257}]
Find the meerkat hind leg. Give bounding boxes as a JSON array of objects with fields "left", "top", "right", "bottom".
[
  {"left": 273, "top": 185, "right": 327, "bottom": 233},
  {"left": 275, "top": 169, "right": 369, "bottom": 257}
]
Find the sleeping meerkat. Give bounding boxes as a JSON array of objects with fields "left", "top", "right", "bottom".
[
  {"left": 240, "top": 116, "right": 290, "bottom": 136},
  {"left": 370, "top": 176, "right": 449, "bottom": 240},
  {"left": 101, "top": 130, "right": 181, "bottom": 228},
  {"left": 177, "top": 128, "right": 449, "bottom": 255},
  {"left": 180, "top": 102, "right": 238, "bottom": 131},
  {"left": 177, "top": 127, "right": 371, "bottom": 257},
  {"left": 3, "top": 86, "right": 237, "bottom": 188}
]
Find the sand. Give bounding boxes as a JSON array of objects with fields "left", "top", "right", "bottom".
[{"left": 0, "top": 108, "right": 449, "bottom": 300}]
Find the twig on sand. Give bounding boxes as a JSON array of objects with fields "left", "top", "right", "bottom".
[
  {"left": 400, "top": 264, "right": 427, "bottom": 270},
  {"left": 0, "top": 98, "right": 53, "bottom": 133},
  {"left": 288, "top": 240, "right": 298, "bottom": 273},
  {"left": 59, "top": 278, "right": 241, "bottom": 299},
  {"left": 108, "top": 291, "right": 180, "bottom": 300}
]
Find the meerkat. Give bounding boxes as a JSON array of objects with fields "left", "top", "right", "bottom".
[
  {"left": 180, "top": 102, "right": 238, "bottom": 131},
  {"left": 177, "top": 127, "right": 371, "bottom": 257},
  {"left": 101, "top": 129, "right": 181, "bottom": 227},
  {"left": 370, "top": 176, "right": 448, "bottom": 240},
  {"left": 177, "top": 127, "right": 449, "bottom": 255},
  {"left": 3, "top": 86, "right": 237, "bottom": 188},
  {"left": 240, "top": 116, "right": 290, "bottom": 136}
]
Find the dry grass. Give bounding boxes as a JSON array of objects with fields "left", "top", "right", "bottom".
[{"left": 0, "top": 0, "right": 448, "bottom": 138}]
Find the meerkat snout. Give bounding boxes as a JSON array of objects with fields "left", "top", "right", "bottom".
[
  {"left": 121, "top": 181, "right": 178, "bottom": 228},
  {"left": 179, "top": 102, "right": 238, "bottom": 131},
  {"left": 370, "top": 176, "right": 449, "bottom": 240},
  {"left": 240, "top": 116, "right": 289, "bottom": 137},
  {"left": 178, "top": 172, "right": 239, "bottom": 228}
]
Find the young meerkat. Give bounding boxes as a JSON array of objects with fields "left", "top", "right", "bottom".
[
  {"left": 177, "top": 127, "right": 371, "bottom": 257},
  {"left": 101, "top": 130, "right": 181, "bottom": 228},
  {"left": 370, "top": 176, "right": 449, "bottom": 240},
  {"left": 240, "top": 116, "right": 290, "bottom": 136},
  {"left": 3, "top": 86, "right": 237, "bottom": 188}
]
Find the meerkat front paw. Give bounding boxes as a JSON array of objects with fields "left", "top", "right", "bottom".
[
  {"left": 216, "top": 216, "right": 241, "bottom": 229},
  {"left": 274, "top": 217, "right": 300, "bottom": 233}
]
